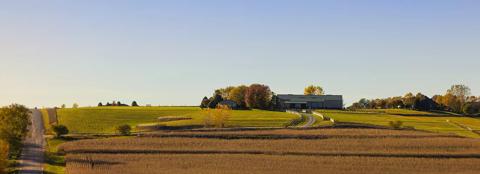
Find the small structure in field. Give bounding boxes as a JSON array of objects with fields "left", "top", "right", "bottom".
[{"left": 277, "top": 94, "right": 343, "bottom": 110}]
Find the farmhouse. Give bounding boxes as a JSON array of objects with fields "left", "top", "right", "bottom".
[{"left": 277, "top": 94, "right": 343, "bottom": 109}]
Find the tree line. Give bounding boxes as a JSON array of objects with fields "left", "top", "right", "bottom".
[
  {"left": 349, "top": 84, "right": 480, "bottom": 115},
  {"left": 97, "top": 101, "right": 140, "bottom": 107},
  {"left": 0, "top": 104, "right": 31, "bottom": 173}
]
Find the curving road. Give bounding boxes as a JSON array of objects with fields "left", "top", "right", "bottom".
[
  {"left": 301, "top": 114, "right": 316, "bottom": 128},
  {"left": 18, "top": 109, "right": 45, "bottom": 174}
]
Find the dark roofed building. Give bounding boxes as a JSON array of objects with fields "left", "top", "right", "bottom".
[
  {"left": 218, "top": 100, "right": 239, "bottom": 109},
  {"left": 277, "top": 94, "right": 343, "bottom": 110}
]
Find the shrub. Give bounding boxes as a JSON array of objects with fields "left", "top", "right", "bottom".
[
  {"left": 389, "top": 121, "right": 403, "bottom": 129},
  {"left": 203, "top": 105, "right": 231, "bottom": 128},
  {"left": 116, "top": 125, "right": 132, "bottom": 136},
  {"left": 52, "top": 125, "right": 69, "bottom": 138}
]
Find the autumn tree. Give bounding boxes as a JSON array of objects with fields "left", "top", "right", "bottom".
[
  {"left": 447, "top": 84, "right": 471, "bottom": 103},
  {"left": 203, "top": 105, "right": 231, "bottom": 128},
  {"left": 0, "top": 140, "right": 8, "bottom": 174},
  {"left": 216, "top": 86, "right": 236, "bottom": 99},
  {"left": 228, "top": 85, "right": 248, "bottom": 109},
  {"left": 304, "top": 85, "right": 324, "bottom": 95},
  {"left": 403, "top": 93, "right": 415, "bottom": 109},
  {"left": 245, "top": 84, "right": 272, "bottom": 110}
]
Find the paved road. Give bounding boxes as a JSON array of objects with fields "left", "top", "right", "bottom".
[
  {"left": 301, "top": 114, "right": 316, "bottom": 128},
  {"left": 18, "top": 109, "right": 45, "bottom": 174}
]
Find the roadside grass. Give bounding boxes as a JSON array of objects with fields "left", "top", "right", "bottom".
[
  {"left": 311, "top": 114, "right": 334, "bottom": 127},
  {"left": 44, "top": 138, "right": 71, "bottom": 174},
  {"left": 57, "top": 107, "right": 298, "bottom": 134},
  {"left": 317, "top": 109, "right": 480, "bottom": 138}
]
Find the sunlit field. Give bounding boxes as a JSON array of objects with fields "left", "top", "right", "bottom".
[
  {"left": 56, "top": 107, "right": 298, "bottom": 134},
  {"left": 317, "top": 109, "right": 480, "bottom": 138}
]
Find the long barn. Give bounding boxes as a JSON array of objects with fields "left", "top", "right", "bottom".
[{"left": 277, "top": 94, "right": 343, "bottom": 110}]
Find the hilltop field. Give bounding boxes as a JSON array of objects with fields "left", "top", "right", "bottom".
[
  {"left": 316, "top": 109, "right": 480, "bottom": 138},
  {"left": 53, "top": 107, "right": 300, "bottom": 134},
  {"left": 45, "top": 107, "right": 480, "bottom": 138}
]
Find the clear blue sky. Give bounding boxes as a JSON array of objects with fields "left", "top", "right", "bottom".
[{"left": 1, "top": 0, "right": 479, "bottom": 107}]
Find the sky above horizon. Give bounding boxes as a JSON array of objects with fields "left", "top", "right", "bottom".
[{"left": 1, "top": 0, "right": 479, "bottom": 107}]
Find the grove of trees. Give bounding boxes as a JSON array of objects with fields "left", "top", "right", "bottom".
[
  {"left": 349, "top": 84, "right": 480, "bottom": 115},
  {"left": 201, "top": 84, "right": 274, "bottom": 110},
  {"left": 0, "top": 104, "right": 31, "bottom": 173}
]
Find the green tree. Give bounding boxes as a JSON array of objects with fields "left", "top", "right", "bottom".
[
  {"left": 52, "top": 125, "right": 69, "bottom": 138},
  {"left": 131, "top": 101, "right": 139, "bottom": 107},
  {"left": 0, "top": 104, "right": 31, "bottom": 156},
  {"left": 61, "top": 104, "right": 66, "bottom": 109},
  {"left": 304, "top": 85, "right": 324, "bottom": 95},
  {"left": 208, "top": 95, "right": 223, "bottom": 109},
  {"left": 200, "top": 97, "right": 210, "bottom": 109},
  {"left": 463, "top": 103, "right": 480, "bottom": 115},
  {"left": 72, "top": 103, "right": 79, "bottom": 108}
]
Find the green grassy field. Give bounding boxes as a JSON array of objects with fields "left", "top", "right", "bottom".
[
  {"left": 44, "top": 138, "right": 68, "bottom": 174},
  {"left": 57, "top": 107, "right": 298, "bottom": 134},
  {"left": 317, "top": 109, "right": 480, "bottom": 138}
]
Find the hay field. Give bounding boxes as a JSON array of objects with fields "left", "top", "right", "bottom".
[{"left": 60, "top": 128, "right": 480, "bottom": 174}]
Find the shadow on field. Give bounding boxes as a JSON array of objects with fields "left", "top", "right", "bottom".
[
  {"left": 66, "top": 158, "right": 123, "bottom": 166},
  {"left": 64, "top": 149, "right": 480, "bottom": 159},
  {"left": 137, "top": 125, "right": 205, "bottom": 131}
]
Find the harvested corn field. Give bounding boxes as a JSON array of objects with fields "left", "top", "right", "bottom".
[{"left": 61, "top": 128, "right": 480, "bottom": 174}]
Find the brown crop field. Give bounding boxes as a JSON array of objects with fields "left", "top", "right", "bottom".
[{"left": 60, "top": 128, "right": 480, "bottom": 174}]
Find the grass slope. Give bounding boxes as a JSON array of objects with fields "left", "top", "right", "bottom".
[
  {"left": 317, "top": 109, "right": 480, "bottom": 138},
  {"left": 57, "top": 107, "right": 298, "bottom": 134}
]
